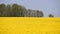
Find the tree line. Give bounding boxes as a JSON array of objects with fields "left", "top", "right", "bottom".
[{"left": 0, "top": 3, "right": 54, "bottom": 17}]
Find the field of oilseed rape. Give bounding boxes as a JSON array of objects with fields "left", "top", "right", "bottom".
[{"left": 0, "top": 17, "right": 60, "bottom": 34}]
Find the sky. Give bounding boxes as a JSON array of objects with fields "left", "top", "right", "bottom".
[{"left": 0, "top": 0, "right": 60, "bottom": 17}]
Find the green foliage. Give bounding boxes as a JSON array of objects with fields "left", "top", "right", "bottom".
[
  {"left": 0, "top": 3, "right": 44, "bottom": 17},
  {"left": 5, "top": 4, "right": 11, "bottom": 16},
  {"left": 48, "top": 14, "right": 54, "bottom": 17},
  {"left": 37, "top": 10, "right": 44, "bottom": 17},
  {"left": 12, "top": 4, "right": 19, "bottom": 16},
  {"left": 11, "top": 4, "right": 26, "bottom": 17},
  {"left": 0, "top": 4, "right": 6, "bottom": 16}
]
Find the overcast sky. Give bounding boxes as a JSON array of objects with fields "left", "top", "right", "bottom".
[{"left": 0, "top": 0, "right": 60, "bottom": 17}]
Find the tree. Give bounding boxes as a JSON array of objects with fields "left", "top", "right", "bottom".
[
  {"left": 0, "top": 4, "right": 6, "bottom": 16},
  {"left": 11, "top": 3, "right": 27, "bottom": 17},
  {"left": 11, "top": 4, "right": 19, "bottom": 16},
  {"left": 48, "top": 14, "right": 54, "bottom": 17},
  {"left": 5, "top": 4, "right": 12, "bottom": 16},
  {"left": 37, "top": 10, "right": 44, "bottom": 17}
]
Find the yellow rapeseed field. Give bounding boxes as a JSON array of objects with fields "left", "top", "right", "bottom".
[{"left": 0, "top": 17, "right": 60, "bottom": 34}]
